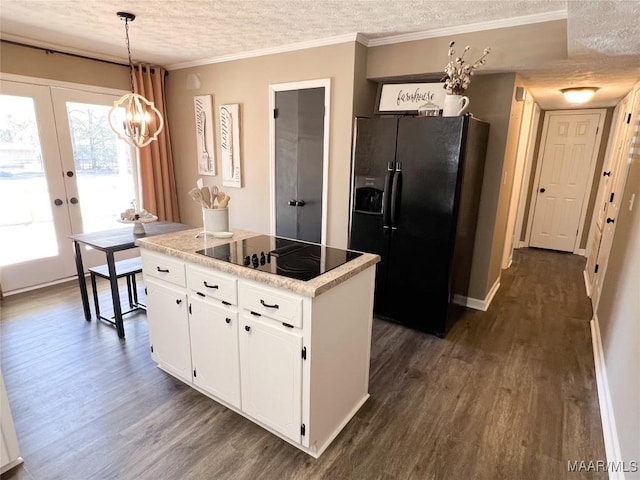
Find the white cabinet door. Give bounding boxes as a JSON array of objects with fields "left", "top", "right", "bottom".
[
  {"left": 189, "top": 297, "right": 241, "bottom": 408},
  {"left": 146, "top": 278, "right": 192, "bottom": 381},
  {"left": 239, "top": 315, "right": 303, "bottom": 443}
]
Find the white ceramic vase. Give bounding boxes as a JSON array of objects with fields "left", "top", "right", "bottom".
[{"left": 443, "top": 94, "right": 470, "bottom": 117}]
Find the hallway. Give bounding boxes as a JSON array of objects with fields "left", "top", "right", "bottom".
[{"left": 0, "top": 248, "right": 604, "bottom": 480}]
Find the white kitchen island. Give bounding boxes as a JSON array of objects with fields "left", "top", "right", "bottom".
[{"left": 135, "top": 229, "right": 379, "bottom": 458}]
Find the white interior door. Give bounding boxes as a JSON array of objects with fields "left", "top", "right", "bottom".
[
  {"left": 529, "top": 110, "right": 605, "bottom": 252},
  {"left": 591, "top": 87, "right": 639, "bottom": 309},
  {"left": 585, "top": 98, "right": 631, "bottom": 293},
  {"left": 0, "top": 79, "right": 138, "bottom": 293}
]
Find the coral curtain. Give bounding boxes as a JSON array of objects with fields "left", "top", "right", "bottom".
[{"left": 132, "top": 63, "right": 180, "bottom": 222}]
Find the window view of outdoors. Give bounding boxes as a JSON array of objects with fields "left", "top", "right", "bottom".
[
  {"left": 65, "top": 102, "right": 136, "bottom": 234},
  {"left": 0, "top": 94, "right": 58, "bottom": 266},
  {"left": 0, "top": 95, "right": 137, "bottom": 268}
]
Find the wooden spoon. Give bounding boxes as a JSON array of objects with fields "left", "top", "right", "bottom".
[{"left": 200, "top": 186, "right": 212, "bottom": 208}]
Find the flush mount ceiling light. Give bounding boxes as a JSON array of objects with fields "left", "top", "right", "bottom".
[
  {"left": 108, "top": 12, "right": 164, "bottom": 148},
  {"left": 560, "top": 87, "right": 599, "bottom": 104}
]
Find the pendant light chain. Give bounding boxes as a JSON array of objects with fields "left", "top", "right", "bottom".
[{"left": 123, "top": 17, "right": 135, "bottom": 93}]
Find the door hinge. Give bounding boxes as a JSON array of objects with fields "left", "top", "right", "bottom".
[
  {"left": 273, "top": 108, "right": 279, "bottom": 119},
  {"left": 596, "top": 126, "right": 599, "bottom": 134},
  {"left": 627, "top": 113, "right": 632, "bottom": 124},
  {"left": 189, "top": 304, "right": 192, "bottom": 314},
  {"left": 301, "top": 346, "right": 307, "bottom": 360},
  {"left": 595, "top": 264, "right": 599, "bottom": 273},
  {"left": 610, "top": 192, "right": 615, "bottom": 203},
  {"left": 301, "top": 424, "right": 306, "bottom": 436},
  {"left": 150, "top": 344, "right": 154, "bottom": 353},
  {"left": 193, "top": 369, "right": 197, "bottom": 378},
  {"left": 144, "top": 287, "right": 147, "bottom": 295}
]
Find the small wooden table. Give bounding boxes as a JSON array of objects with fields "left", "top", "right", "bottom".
[{"left": 69, "top": 222, "right": 191, "bottom": 338}]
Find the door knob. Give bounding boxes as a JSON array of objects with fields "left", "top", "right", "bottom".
[
  {"left": 539, "top": 188, "right": 546, "bottom": 193},
  {"left": 606, "top": 217, "right": 615, "bottom": 224},
  {"left": 70, "top": 197, "right": 79, "bottom": 204},
  {"left": 54, "top": 198, "right": 63, "bottom": 206}
]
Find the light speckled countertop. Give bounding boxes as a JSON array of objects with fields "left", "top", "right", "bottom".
[{"left": 135, "top": 228, "right": 379, "bottom": 297}]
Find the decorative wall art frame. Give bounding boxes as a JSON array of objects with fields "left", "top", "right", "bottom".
[
  {"left": 375, "top": 82, "right": 446, "bottom": 115},
  {"left": 219, "top": 103, "right": 242, "bottom": 188},
  {"left": 194, "top": 95, "right": 216, "bottom": 175}
]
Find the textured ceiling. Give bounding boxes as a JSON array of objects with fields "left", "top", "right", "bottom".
[{"left": 1, "top": 0, "right": 639, "bottom": 109}]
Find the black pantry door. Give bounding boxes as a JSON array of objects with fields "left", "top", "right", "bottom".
[{"left": 274, "top": 87, "right": 324, "bottom": 243}]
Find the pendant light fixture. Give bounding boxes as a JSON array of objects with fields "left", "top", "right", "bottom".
[
  {"left": 560, "top": 87, "right": 599, "bottom": 104},
  {"left": 108, "top": 12, "right": 164, "bottom": 148}
]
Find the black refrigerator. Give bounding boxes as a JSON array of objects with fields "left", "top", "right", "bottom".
[{"left": 348, "top": 116, "right": 489, "bottom": 336}]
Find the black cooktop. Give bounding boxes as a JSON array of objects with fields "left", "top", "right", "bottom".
[{"left": 196, "top": 235, "right": 362, "bottom": 281}]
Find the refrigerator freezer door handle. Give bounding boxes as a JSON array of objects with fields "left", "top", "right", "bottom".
[
  {"left": 383, "top": 169, "right": 394, "bottom": 228},
  {"left": 390, "top": 169, "right": 402, "bottom": 229}
]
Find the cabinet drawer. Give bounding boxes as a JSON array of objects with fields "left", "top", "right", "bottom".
[
  {"left": 239, "top": 281, "right": 302, "bottom": 328},
  {"left": 142, "top": 251, "right": 186, "bottom": 287},
  {"left": 187, "top": 264, "right": 238, "bottom": 305}
]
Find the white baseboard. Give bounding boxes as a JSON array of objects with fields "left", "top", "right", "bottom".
[
  {"left": 583, "top": 270, "right": 592, "bottom": 298},
  {"left": 452, "top": 278, "right": 500, "bottom": 312},
  {"left": 590, "top": 315, "right": 625, "bottom": 480}
]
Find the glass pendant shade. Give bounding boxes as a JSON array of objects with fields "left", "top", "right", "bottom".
[{"left": 109, "top": 92, "right": 164, "bottom": 148}]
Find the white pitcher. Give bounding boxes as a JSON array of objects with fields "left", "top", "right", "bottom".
[{"left": 443, "top": 94, "right": 470, "bottom": 117}]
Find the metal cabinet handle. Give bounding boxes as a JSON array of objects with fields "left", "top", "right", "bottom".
[
  {"left": 204, "top": 281, "right": 218, "bottom": 289},
  {"left": 225, "top": 318, "right": 231, "bottom": 324},
  {"left": 606, "top": 217, "right": 615, "bottom": 224},
  {"left": 66, "top": 171, "right": 74, "bottom": 177},
  {"left": 244, "top": 325, "right": 251, "bottom": 332},
  {"left": 539, "top": 188, "right": 546, "bottom": 193},
  {"left": 157, "top": 267, "right": 169, "bottom": 273},
  {"left": 603, "top": 171, "right": 611, "bottom": 177},
  {"left": 70, "top": 197, "right": 79, "bottom": 204},
  {"left": 54, "top": 198, "right": 63, "bottom": 206},
  {"left": 176, "top": 299, "right": 182, "bottom": 305},
  {"left": 260, "top": 299, "right": 279, "bottom": 309}
]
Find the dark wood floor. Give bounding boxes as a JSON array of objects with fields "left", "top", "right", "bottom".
[{"left": 1, "top": 248, "right": 605, "bottom": 480}]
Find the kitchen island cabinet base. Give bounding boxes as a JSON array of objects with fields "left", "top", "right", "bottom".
[{"left": 140, "top": 243, "right": 377, "bottom": 458}]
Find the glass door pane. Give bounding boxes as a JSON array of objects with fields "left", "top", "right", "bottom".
[
  {"left": 0, "top": 94, "right": 58, "bottom": 264},
  {"left": 65, "top": 101, "right": 136, "bottom": 233},
  {"left": 0, "top": 80, "right": 76, "bottom": 292}
]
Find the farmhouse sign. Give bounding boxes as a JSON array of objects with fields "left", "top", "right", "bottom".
[{"left": 376, "top": 82, "right": 446, "bottom": 114}]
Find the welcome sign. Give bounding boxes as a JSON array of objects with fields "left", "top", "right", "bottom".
[{"left": 376, "top": 82, "right": 446, "bottom": 114}]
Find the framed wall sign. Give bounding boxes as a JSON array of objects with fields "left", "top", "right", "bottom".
[
  {"left": 219, "top": 103, "right": 241, "bottom": 188},
  {"left": 375, "top": 82, "right": 446, "bottom": 115},
  {"left": 194, "top": 95, "right": 216, "bottom": 175}
]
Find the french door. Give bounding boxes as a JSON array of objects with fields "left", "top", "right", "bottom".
[{"left": 0, "top": 80, "right": 137, "bottom": 293}]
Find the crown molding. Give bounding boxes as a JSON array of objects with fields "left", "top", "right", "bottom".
[
  {"left": 166, "top": 32, "right": 360, "bottom": 71},
  {"left": 367, "top": 10, "right": 568, "bottom": 47}
]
